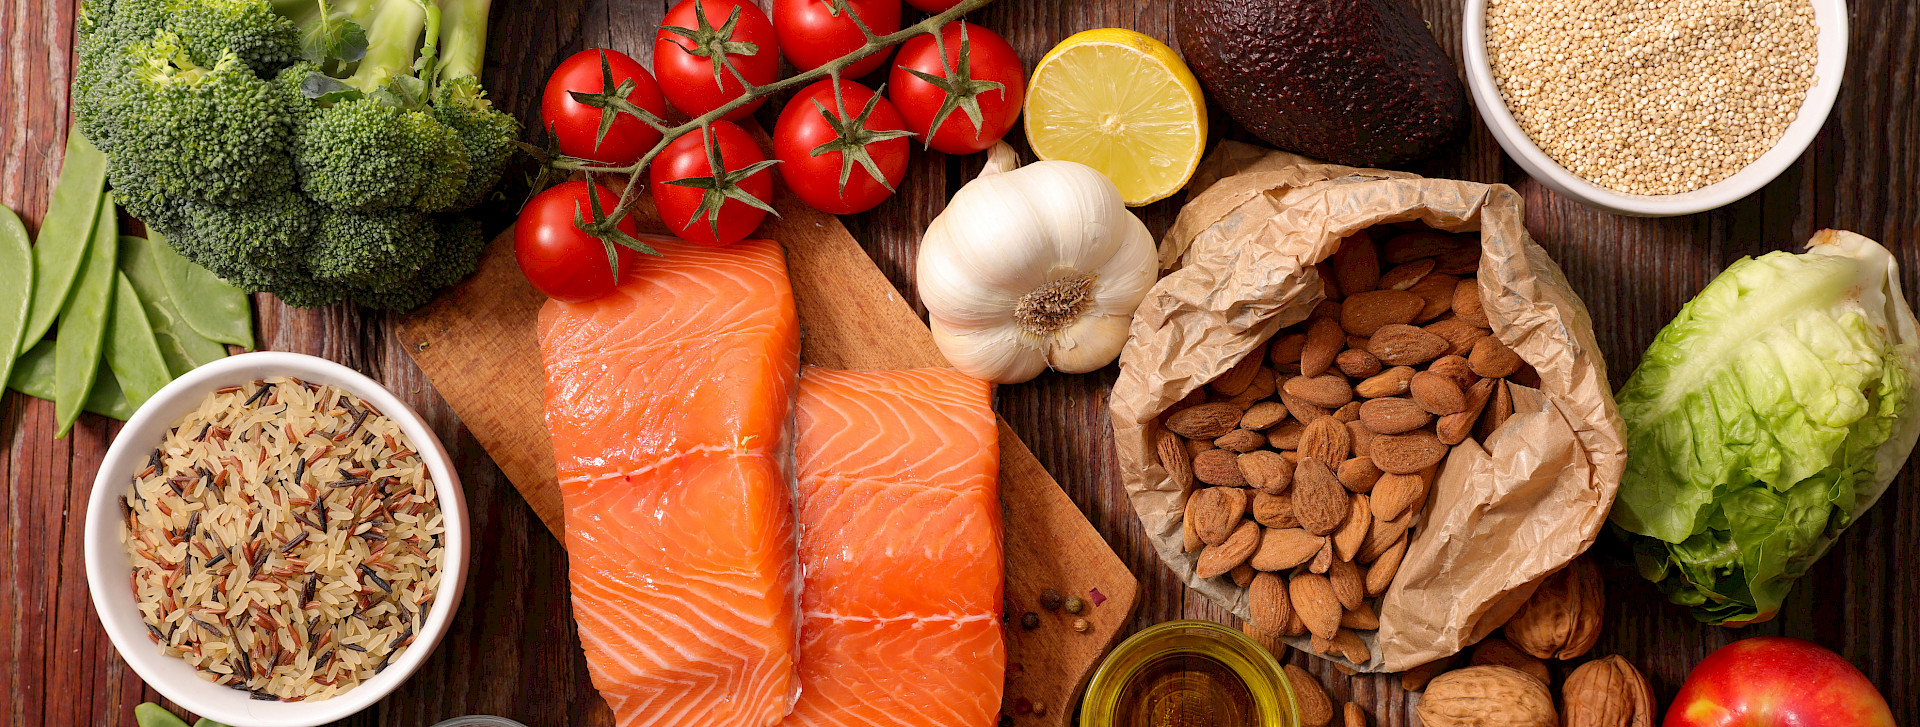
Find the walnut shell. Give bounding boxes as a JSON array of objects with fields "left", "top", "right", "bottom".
[
  {"left": 1416, "top": 666, "right": 1558, "bottom": 727},
  {"left": 1562, "top": 656, "right": 1655, "bottom": 727},
  {"left": 1504, "top": 556, "right": 1604, "bottom": 660}
]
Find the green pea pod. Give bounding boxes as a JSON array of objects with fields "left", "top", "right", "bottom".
[
  {"left": 53, "top": 192, "right": 118, "bottom": 438},
  {"left": 119, "top": 235, "right": 228, "bottom": 376},
  {"left": 22, "top": 128, "right": 108, "bottom": 347},
  {"left": 105, "top": 272, "right": 172, "bottom": 408},
  {"left": 151, "top": 229, "right": 253, "bottom": 350},
  {"left": 9, "top": 340, "right": 131, "bottom": 420},
  {"left": 0, "top": 204, "right": 32, "bottom": 389},
  {"left": 192, "top": 719, "right": 234, "bottom": 727},
  {"left": 134, "top": 703, "right": 192, "bottom": 727}
]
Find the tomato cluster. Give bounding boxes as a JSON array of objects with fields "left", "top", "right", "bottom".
[{"left": 517, "top": 0, "right": 1026, "bottom": 302}]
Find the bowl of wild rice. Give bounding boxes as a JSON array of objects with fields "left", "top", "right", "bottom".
[
  {"left": 1463, "top": 0, "right": 1847, "bottom": 216},
  {"left": 85, "top": 352, "right": 469, "bottom": 727}
]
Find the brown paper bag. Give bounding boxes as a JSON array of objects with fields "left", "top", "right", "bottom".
[{"left": 1110, "top": 142, "right": 1626, "bottom": 672}]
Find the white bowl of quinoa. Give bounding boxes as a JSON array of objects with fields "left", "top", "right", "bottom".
[
  {"left": 1463, "top": 0, "right": 1847, "bottom": 216},
  {"left": 85, "top": 352, "right": 469, "bottom": 727}
]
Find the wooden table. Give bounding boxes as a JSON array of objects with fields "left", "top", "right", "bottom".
[{"left": 5, "top": 0, "right": 1917, "bottom": 724}]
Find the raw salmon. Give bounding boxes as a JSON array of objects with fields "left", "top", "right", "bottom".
[
  {"left": 539, "top": 237, "right": 802, "bottom": 727},
  {"left": 789, "top": 367, "right": 1005, "bottom": 727}
]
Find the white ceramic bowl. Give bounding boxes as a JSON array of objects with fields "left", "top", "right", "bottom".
[
  {"left": 85, "top": 352, "right": 470, "bottom": 727},
  {"left": 1462, "top": 0, "right": 1848, "bottom": 217}
]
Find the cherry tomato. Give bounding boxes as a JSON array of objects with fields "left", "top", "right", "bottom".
[
  {"left": 515, "top": 181, "right": 642, "bottom": 302},
  {"left": 774, "top": 79, "right": 911, "bottom": 215},
  {"left": 655, "top": 0, "right": 780, "bottom": 121},
  {"left": 650, "top": 121, "right": 777, "bottom": 246},
  {"left": 540, "top": 49, "right": 669, "bottom": 166},
  {"left": 888, "top": 21, "right": 1024, "bottom": 155},
  {"left": 773, "top": 0, "right": 901, "bottom": 78},
  {"left": 903, "top": 0, "right": 963, "bottom": 11}
]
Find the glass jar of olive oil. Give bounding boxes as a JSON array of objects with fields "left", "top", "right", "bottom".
[{"left": 1080, "top": 621, "right": 1298, "bottom": 727}]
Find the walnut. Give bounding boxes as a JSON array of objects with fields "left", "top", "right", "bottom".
[
  {"left": 1504, "top": 556, "right": 1603, "bottom": 660},
  {"left": 1416, "top": 666, "right": 1558, "bottom": 727}
]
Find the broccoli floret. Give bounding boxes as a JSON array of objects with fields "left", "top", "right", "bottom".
[{"left": 73, "top": 0, "right": 517, "bottom": 311}]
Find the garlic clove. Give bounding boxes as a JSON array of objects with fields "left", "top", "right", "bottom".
[
  {"left": 933, "top": 319, "right": 1049, "bottom": 384},
  {"left": 1048, "top": 314, "right": 1133, "bottom": 374}
]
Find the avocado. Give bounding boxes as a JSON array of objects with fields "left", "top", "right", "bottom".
[{"left": 1177, "top": 0, "right": 1467, "bottom": 168}]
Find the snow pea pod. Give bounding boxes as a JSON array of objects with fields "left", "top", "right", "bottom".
[
  {"left": 152, "top": 229, "right": 253, "bottom": 350},
  {"left": 53, "top": 192, "right": 117, "bottom": 437},
  {"left": 0, "top": 204, "right": 31, "bottom": 390},
  {"left": 8, "top": 340, "right": 132, "bottom": 420},
  {"left": 118, "top": 235, "right": 227, "bottom": 376},
  {"left": 135, "top": 703, "right": 191, "bottom": 727},
  {"left": 105, "top": 272, "right": 172, "bottom": 408},
  {"left": 22, "top": 128, "right": 108, "bottom": 347}
]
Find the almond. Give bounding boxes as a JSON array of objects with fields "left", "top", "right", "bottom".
[
  {"left": 1408, "top": 272, "right": 1461, "bottom": 322},
  {"left": 1190, "top": 487, "right": 1248, "bottom": 546},
  {"left": 1195, "top": 520, "right": 1261, "bottom": 578},
  {"left": 1241, "top": 400, "right": 1290, "bottom": 430},
  {"left": 1344, "top": 703, "right": 1368, "bottom": 727},
  {"left": 1358, "top": 397, "right": 1431, "bottom": 434},
  {"left": 1335, "top": 349, "right": 1383, "bottom": 378},
  {"left": 1215, "top": 428, "right": 1266, "bottom": 452},
  {"left": 1194, "top": 448, "right": 1250, "bottom": 487},
  {"left": 1285, "top": 664, "right": 1335, "bottom": 727},
  {"left": 1252, "top": 527, "right": 1322, "bottom": 571},
  {"left": 1347, "top": 420, "right": 1375, "bottom": 458},
  {"left": 1340, "top": 289, "right": 1424, "bottom": 336},
  {"left": 1239, "top": 450, "right": 1293, "bottom": 494},
  {"left": 1298, "top": 417, "right": 1352, "bottom": 465},
  {"left": 1452, "top": 278, "right": 1489, "bottom": 328},
  {"left": 1209, "top": 353, "right": 1265, "bottom": 396},
  {"left": 1249, "top": 571, "right": 1294, "bottom": 631},
  {"left": 1293, "top": 458, "right": 1349, "bottom": 535},
  {"left": 1428, "top": 354, "right": 1479, "bottom": 391},
  {"left": 1425, "top": 318, "right": 1488, "bottom": 357},
  {"left": 1279, "top": 387, "right": 1333, "bottom": 424},
  {"left": 1438, "top": 378, "right": 1497, "bottom": 445},
  {"left": 1166, "top": 402, "right": 1244, "bottom": 439},
  {"left": 1253, "top": 491, "right": 1298, "bottom": 528},
  {"left": 1309, "top": 538, "right": 1335, "bottom": 573},
  {"left": 1340, "top": 602, "right": 1380, "bottom": 630},
  {"left": 1365, "top": 537, "right": 1408, "bottom": 596},
  {"left": 1228, "top": 367, "right": 1279, "bottom": 408},
  {"left": 1371, "top": 471, "right": 1432, "bottom": 521},
  {"left": 1284, "top": 607, "right": 1309, "bottom": 638},
  {"left": 1358, "top": 512, "right": 1411, "bottom": 563},
  {"left": 1434, "top": 246, "right": 1480, "bottom": 275},
  {"left": 1332, "top": 401, "right": 1362, "bottom": 423},
  {"left": 1401, "top": 656, "right": 1454, "bottom": 691},
  {"left": 1472, "top": 636, "right": 1551, "bottom": 685},
  {"left": 1270, "top": 332, "right": 1307, "bottom": 367},
  {"left": 1328, "top": 558, "right": 1365, "bottom": 610},
  {"left": 1477, "top": 379, "right": 1515, "bottom": 440},
  {"left": 1338, "top": 456, "right": 1383, "bottom": 493},
  {"left": 1157, "top": 432, "right": 1195, "bottom": 492},
  {"left": 1285, "top": 374, "right": 1355, "bottom": 408},
  {"left": 1367, "top": 324, "right": 1448, "bottom": 366},
  {"left": 1379, "top": 258, "right": 1437, "bottom": 291},
  {"left": 1186, "top": 436, "right": 1217, "bottom": 457},
  {"left": 1384, "top": 231, "right": 1469, "bottom": 263},
  {"left": 1312, "top": 298, "right": 1342, "bottom": 320},
  {"left": 1316, "top": 262, "right": 1344, "bottom": 301},
  {"left": 1346, "top": 334, "right": 1372, "bottom": 351},
  {"left": 1332, "top": 232, "right": 1381, "bottom": 294},
  {"left": 1290, "top": 573, "right": 1342, "bottom": 640},
  {"left": 1469, "top": 335, "right": 1522, "bottom": 378},
  {"left": 1410, "top": 371, "right": 1467, "bottom": 415},
  {"left": 1300, "top": 317, "right": 1345, "bottom": 377},
  {"left": 1228, "top": 563, "right": 1256, "bottom": 587},
  {"left": 1182, "top": 502, "right": 1202, "bottom": 552},
  {"left": 1330, "top": 627, "right": 1370, "bottom": 665},
  {"left": 1372, "top": 430, "right": 1447, "bottom": 474},
  {"left": 1266, "top": 419, "right": 1306, "bottom": 449},
  {"left": 1332, "top": 494, "right": 1372, "bottom": 561},
  {"left": 1355, "top": 366, "right": 1416, "bottom": 398}
]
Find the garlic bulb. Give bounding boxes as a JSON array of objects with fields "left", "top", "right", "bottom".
[{"left": 917, "top": 142, "right": 1158, "bottom": 384}]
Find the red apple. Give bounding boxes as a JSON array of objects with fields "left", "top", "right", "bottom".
[{"left": 1667, "top": 637, "right": 1895, "bottom": 727}]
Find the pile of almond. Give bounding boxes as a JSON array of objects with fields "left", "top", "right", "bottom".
[{"left": 1159, "top": 227, "right": 1538, "bottom": 665}]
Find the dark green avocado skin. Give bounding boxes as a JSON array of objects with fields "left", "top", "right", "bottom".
[{"left": 1177, "top": 0, "right": 1467, "bottom": 168}]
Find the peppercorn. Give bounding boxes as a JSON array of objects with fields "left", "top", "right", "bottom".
[
  {"left": 1064, "top": 595, "right": 1086, "bottom": 614},
  {"left": 1039, "top": 588, "right": 1064, "bottom": 611},
  {"left": 1020, "top": 611, "right": 1040, "bottom": 630}
]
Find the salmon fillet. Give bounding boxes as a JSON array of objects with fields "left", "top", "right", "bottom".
[
  {"left": 539, "top": 238, "right": 801, "bottom": 727},
  {"left": 789, "top": 367, "right": 1005, "bottom": 727}
]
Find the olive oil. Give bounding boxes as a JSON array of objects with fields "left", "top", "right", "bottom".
[{"left": 1112, "top": 652, "right": 1257, "bottom": 727}]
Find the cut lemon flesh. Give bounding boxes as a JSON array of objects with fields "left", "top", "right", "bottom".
[{"left": 1025, "top": 29, "right": 1207, "bottom": 206}]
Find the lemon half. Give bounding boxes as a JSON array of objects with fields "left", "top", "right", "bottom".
[{"left": 1024, "top": 29, "right": 1208, "bottom": 206}]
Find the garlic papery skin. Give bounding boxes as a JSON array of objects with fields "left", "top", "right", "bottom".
[{"left": 917, "top": 142, "right": 1158, "bottom": 384}]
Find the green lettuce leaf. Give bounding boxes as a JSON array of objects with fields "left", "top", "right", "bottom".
[{"left": 1613, "top": 230, "right": 1920, "bottom": 625}]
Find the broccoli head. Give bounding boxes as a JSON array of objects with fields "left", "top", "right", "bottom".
[{"left": 74, "top": 0, "right": 516, "bottom": 310}]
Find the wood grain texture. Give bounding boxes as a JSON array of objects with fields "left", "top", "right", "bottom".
[{"left": 5, "top": 0, "right": 1920, "bottom": 724}]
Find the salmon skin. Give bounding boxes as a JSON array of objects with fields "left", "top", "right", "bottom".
[
  {"left": 789, "top": 367, "right": 1005, "bottom": 727},
  {"left": 539, "top": 237, "right": 802, "bottom": 727}
]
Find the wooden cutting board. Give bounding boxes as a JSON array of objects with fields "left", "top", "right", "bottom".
[{"left": 398, "top": 190, "right": 1139, "bottom": 725}]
